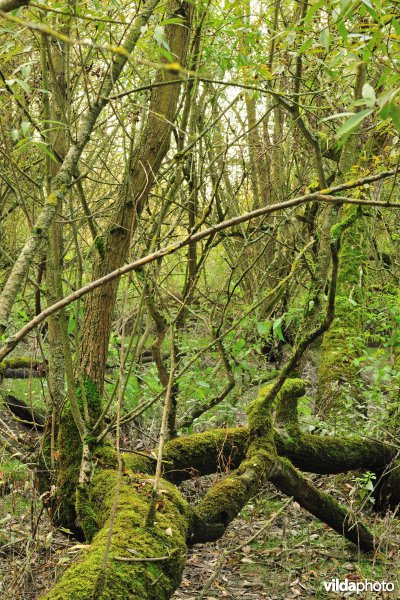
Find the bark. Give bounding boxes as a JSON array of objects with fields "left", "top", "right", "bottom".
[
  {"left": 80, "top": 3, "right": 191, "bottom": 391},
  {"left": 0, "top": 0, "right": 29, "bottom": 11},
  {"left": 0, "top": 0, "right": 161, "bottom": 335}
]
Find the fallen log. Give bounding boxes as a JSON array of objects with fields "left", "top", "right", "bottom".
[
  {"left": 41, "top": 379, "right": 398, "bottom": 599},
  {"left": 5, "top": 394, "right": 45, "bottom": 430}
]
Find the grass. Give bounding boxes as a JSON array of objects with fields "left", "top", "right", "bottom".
[{"left": 0, "top": 377, "right": 48, "bottom": 411}]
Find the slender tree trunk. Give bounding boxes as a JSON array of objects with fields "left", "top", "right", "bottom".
[{"left": 80, "top": 2, "right": 191, "bottom": 392}]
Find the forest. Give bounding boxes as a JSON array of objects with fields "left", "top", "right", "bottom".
[{"left": 0, "top": 0, "right": 400, "bottom": 597}]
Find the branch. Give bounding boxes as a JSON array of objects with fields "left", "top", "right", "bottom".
[
  {"left": 0, "top": 0, "right": 29, "bottom": 12},
  {"left": 0, "top": 0, "right": 162, "bottom": 335},
  {"left": 0, "top": 169, "right": 397, "bottom": 361}
]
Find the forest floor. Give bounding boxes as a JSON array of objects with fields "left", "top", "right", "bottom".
[
  {"left": 174, "top": 477, "right": 400, "bottom": 599},
  {"left": 1, "top": 463, "right": 400, "bottom": 599},
  {"left": 1, "top": 362, "right": 400, "bottom": 598}
]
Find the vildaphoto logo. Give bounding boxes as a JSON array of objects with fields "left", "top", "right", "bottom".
[{"left": 323, "top": 578, "right": 394, "bottom": 594}]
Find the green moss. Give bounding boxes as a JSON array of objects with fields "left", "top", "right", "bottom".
[
  {"left": 93, "top": 444, "right": 119, "bottom": 470},
  {"left": 46, "top": 191, "right": 58, "bottom": 207},
  {"left": 275, "top": 378, "right": 306, "bottom": 427},
  {"left": 162, "top": 427, "right": 248, "bottom": 480},
  {"left": 76, "top": 484, "right": 99, "bottom": 542},
  {"left": 43, "top": 470, "right": 190, "bottom": 599},
  {"left": 55, "top": 379, "right": 104, "bottom": 533},
  {"left": 122, "top": 453, "right": 154, "bottom": 475},
  {"left": 0, "top": 357, "right": 40, "bottom": 373},
  {"left": 317, "top": 291, "right": 366, "bottom": 415},
  {"left": 94, "top": 236, "right": 105, "bottom": 258},
  {"left": 330, "top": 206, "right": 362, "bottom": 242},
  {"left": 246, "top": 385, "right": 275, "bottom": 449}
]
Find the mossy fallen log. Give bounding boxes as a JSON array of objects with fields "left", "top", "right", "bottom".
[
  {"left": 270, "top": 457, "right": 374, "bottom": 551},
  {"left": 42, "top": 470, "right": 190, "bottom": 600},
  {"left": 190, "top": 380, "right": 376, "bottom": 551},
  {"left": 5, "top": 394, "right": 45, "bottom": 430},
  {"left": 0, "top": 357, "right": 45, "bottom": 373},
  {"left": 42, "top": 379, "right": 399, "bottom": 599}
]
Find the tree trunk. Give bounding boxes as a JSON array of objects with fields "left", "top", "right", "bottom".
[{"left": 80, "top": 3, "right": 191, "bottom": 392}]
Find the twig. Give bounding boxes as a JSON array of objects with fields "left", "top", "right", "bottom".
[{"left": 198, "top": 497, "right": 293, "bottom": 598}]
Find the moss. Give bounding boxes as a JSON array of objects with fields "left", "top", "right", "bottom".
[
  {"left": 93, "top": 444, "right": 119, "bottom": 470},
  {"left": 275, "top": 378, "right": 306, "bottom": 428},
  {"left": 43, "top": 470, "right": 190, "bottom": 599},
  {"left": 317, "top": 295, "right": 365, "bottom": 415},
  {"left": 95, "top": 236, "right": 105, "bottom": 258},
  {"left": 55, "top": 379, "right": 104, "bottom": 534},
  {"left": 330, "top": 206, "right": 362, "bottom": 242},
  {"left": 46, "top": 192, "right": 58, "bottom": 207},
  {"left": 76, "top": 484, "right": 99, "bottom": 542},
  {"left": 194, "top": 387, "right": 277, "bottom": 534},
  {"left": 122, "top": 453, "right": 154, "bottom": 475},
  {"left": 246, "top": 385, "right": 275, "bottom": 449},
  {"left": 162, "top": 427, "right": 248, "bottom": 481},
  {"left": 0, "top": 357, "right": 41, "bottom": 373}
]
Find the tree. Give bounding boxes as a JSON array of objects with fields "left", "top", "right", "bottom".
[{"left": 1, "top": 0, "right": 400, "bottom": 598}]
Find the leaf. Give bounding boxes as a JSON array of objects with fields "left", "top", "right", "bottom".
[
  {"left": 319, "top": 28, "right": 330, "bottom": 51},
  {"left": 198, "top": 381, "right": 210, "bottom": 388},
  {"left": 154, "top": 26, "right": 170, "bottom": 50},
  {"left": 336, "top": 108, "right": 373, "bottom": 138},
  {"left": 297, "top": 38, "right": 313, "bottom": 55},
  {"left": 304, "top": 0, "right": 325, "bottom": 24},
  {"left": 321, "top": 112, "right": 355, "bottom": 122},
  {"left": 21, "top": 121, "right": 30, "bottom": 135},
  {"left": 34, "top": 141, "right": 58, "bottom": 163},
  {"left": 273, "top": 317, "right": 285, "bottom": 342},
  {"left": 390, "top": 103, "right": 400, "bottom": 134},
  {"left": 336, "top": 19, "right": 348, "bottom": 41},
  {"left": 160, "top": 17, "right": 185, "bottom": 26},
  {"left": 362, "top": 83, "right": 376, "bottom": 108},
  {"left": 67, "top": 315, "right": 76, "bottom": 335},
  {"left": 256, "top": 320, "right": 271, "bottom": 337},
  {"left": 16, "top": 78, "right": 30, "bottom": 93}
]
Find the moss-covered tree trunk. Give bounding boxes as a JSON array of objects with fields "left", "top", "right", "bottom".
[
  {"left": 42, "top": 379, "right": 400, "bottom": 598},
  {"left": 52, "top": 4, "right": 192, "bottom": 532}
]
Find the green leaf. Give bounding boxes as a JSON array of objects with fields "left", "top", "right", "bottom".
[
  {"left": 389, "top": 103, "right": 400, "bottom": 134},
  {"left": 16, "top": 78, "right": 30, "bottom": 93},
  {"left": 154, "top": 25, "right": 170, "bottom": 50},
  {"left": 298, "top": 38, "right": 313, "bottom": 55},
  {"left": 21, "top": 121, "right": 30, "bottom": 135},
  {"left": 198, "top": 381, "right": 210, "bottom": 388},
  {"left": 322, "top": 112, "right": 355, "bottom": 122},
  {"left": 273, "top": 317, "right": 285, "bottom": 342},
  {"left": 362, "top": 83, "right": 376, "bottom": 108},
  {"left": 336, "top": 19, "right": 348, "bottom": 41},
  {"left": 34, "top": 141, "right": 58, "bottom": 162},
  {"left": 67, "top": 315, "right": 76, "bottom": 335},
  {"left": 256, "top": 320, "right": 272, "bottom": 337},
  {"left": 304, "top": 0, "right": 325, "bottom": 24},
  {"left": 319, "top": 28, "right": 330, "bottom": 51},
  {"left": 336, "top": 108, "right": 373, "bottom": 138},
  {"left": 160, "top": 17, "right": 185, "bottom": 25}
]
